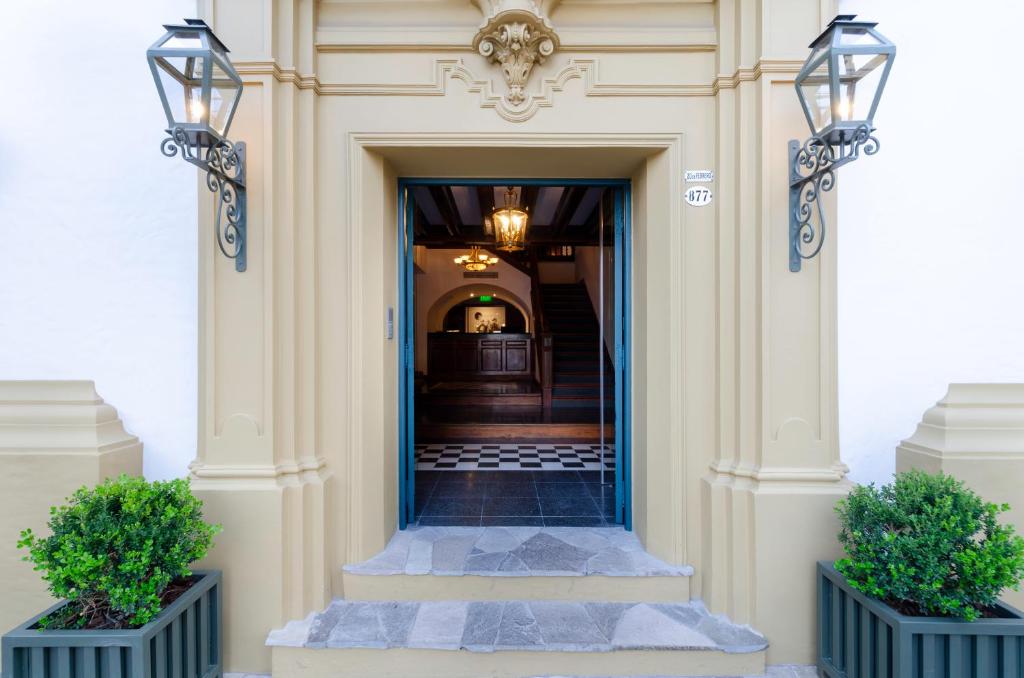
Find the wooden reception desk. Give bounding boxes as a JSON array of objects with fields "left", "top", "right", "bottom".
[{"left": 427, "top": 332, "right": 534, "bottom": 379}]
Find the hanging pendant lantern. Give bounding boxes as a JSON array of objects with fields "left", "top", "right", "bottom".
[{"left": 492, "top": 187, "right": 529, "bottom": 252}]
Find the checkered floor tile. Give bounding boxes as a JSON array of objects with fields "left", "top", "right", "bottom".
[{"left": 415, "top": 443, "right": 616, "bottom": 471}]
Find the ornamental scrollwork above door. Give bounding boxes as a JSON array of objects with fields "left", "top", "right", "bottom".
[{"left": 471, "top": 0, "right": 561, "bottom": 117}]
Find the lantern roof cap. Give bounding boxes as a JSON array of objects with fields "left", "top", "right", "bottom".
[
  {"left": 160, "top": 18, "right": 230, "bottom": 53},
  {"left": 808, "top": 14, "right": 879, "bottom": 48}
]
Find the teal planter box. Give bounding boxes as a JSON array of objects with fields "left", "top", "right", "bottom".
[
  {"left": 818, "top": 561, "right": 1024, "bottom": 678},
  {"left": 1, "top": 570, "right": 221, "bottom": 678}
]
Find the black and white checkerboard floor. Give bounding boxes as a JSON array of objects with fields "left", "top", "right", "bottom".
[{"left": 414, "top": 443, "right": 615, "bottom": 471}]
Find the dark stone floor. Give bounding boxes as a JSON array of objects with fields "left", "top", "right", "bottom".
[{"left": 414, "top": 470, "right": 618, "bottom": 527}]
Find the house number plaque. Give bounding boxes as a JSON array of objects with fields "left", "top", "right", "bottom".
[{"left": 685, "top": 186, "right": 713, "bottom": 207}]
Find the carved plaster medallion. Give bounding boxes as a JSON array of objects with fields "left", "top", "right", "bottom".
[{"left": 472, "top": 1, "right": 560, "bottom": 107}]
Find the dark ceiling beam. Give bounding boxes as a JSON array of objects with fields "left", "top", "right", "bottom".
[
  {"left": 551, "top": 186, "right": 589, "bottom": 234},
  {"left": 427, "top": 186, "right": 462, "bottom": 236},
  {"left": 585, "top": 191, "right": 614, "bottom": 242},
  {"left": 476, "top": 185, "right": 495, "bottom": 215},
  {"left": 520, "top": 185, "right": 540, "bottom": 219},
  {"left": 412, "top": 205, "right": 431, "bottom": 238},
  {"left": 476, "top": 185, "right": 495, "bottom": 236}
]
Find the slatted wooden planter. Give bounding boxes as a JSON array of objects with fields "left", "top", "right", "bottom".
[
  {"left": 1, "top": 570, "right": 221, "bottom": 678},
  {"left": 818, "top": 561, "right": 1024, "bottom": 678}
]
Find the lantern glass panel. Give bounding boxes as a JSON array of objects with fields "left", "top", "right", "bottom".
[
  {"left": 184, "top": 56, "right": 209, "bottom": 125},
  {"left": 838, "top": 26, "right": 885, "bottom": 47},
  {"left": 209, "top": 61, "right": 240, "bottom": 134},
  {"left": 152, "top": 54, "right": 210, "bottom": 127},
  {"left": 799, "top": 58, "right": 832, "bottom": 135},
  {"left": 159, "top": 30, "right": 203, "bottom": 49},
  {"left": 836, "top": 51, "right": 889, "bottom": 123}
]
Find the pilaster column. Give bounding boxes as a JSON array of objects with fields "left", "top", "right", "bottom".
[
  {"left": 897, "top": 384, "right": 1024, "bottom": 610},
  {"left": 702, "top": 0, "right": 850, "bottom": 664},
  {"left": 190, "top": 1, "right": 328, "bottom": 673},
  {"left": 0, "top": 381, "right": 142, "bottom": 651}
]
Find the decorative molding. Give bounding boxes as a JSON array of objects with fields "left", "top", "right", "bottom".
[
  {"left": 472, "top": 1, "right": 560, "bottom": 106},
  {"left": 232, "top": 58, "right": 805, "bottom": 122},
  {"left": 712, "top": 60, "right": 806, "bottom": 93},
  {"left": 313, "top": 31, "right": 716, "bottom": 53},
  {"left": 898, "top": 384, "right": 1024, "bottom": 459}
]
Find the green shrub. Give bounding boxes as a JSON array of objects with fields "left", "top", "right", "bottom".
[
  {"left": 17, "top": 475, "right": 220, "bottom": 629},
  {"left": 835, "top": 470, "right": 1024, "bottom": 620}
]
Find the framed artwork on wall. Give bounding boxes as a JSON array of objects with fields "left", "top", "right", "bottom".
[{"left": 466, "top": 306, "right": 506, "bottom": 333}]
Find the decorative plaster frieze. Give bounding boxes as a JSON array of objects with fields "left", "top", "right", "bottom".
[
  {"left": 231, "top": 58, "right": 805, "bottom": 122},
  {"left": 472, "top": 1, "right": 560, "bottom": 106}
]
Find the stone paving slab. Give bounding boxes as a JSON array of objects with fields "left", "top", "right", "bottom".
[
  {"left": 344, "top": 526, "right": 693, "bottom": 577},
  {"left": 231, "top": 667, "right": 813, "bottom": 678},
  {"left": 267, "top": 599, "right": 766, "bottom": 654},
  {"left": 533, "top": 668, "right": 816, "bottom": 678},
  {"left": 533, "top": 668, "right": 818, "bottom": 678}
]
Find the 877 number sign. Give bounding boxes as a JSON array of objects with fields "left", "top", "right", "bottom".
[{"left": 685, "top": 186, "right": 712, "bottom": 207}]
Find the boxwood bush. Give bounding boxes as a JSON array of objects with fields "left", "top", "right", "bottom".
[
  {"left": 835, "top": 470, "right": 1024, "bottom": 620},
  {"left": 17, "top": 475, "right": 220, "bottom": 630}
]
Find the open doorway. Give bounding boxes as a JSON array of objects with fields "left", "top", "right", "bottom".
[{"left": 399, "top": 179, "right": 630, "bottom": 529}]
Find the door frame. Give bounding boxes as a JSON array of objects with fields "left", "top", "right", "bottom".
[{"left": 397, "top": 177, "right": 632, "bottom": 529}]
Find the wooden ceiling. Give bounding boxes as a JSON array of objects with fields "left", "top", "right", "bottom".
[{"left": 411, "top": 184, "right": 612, "bottom": 248}]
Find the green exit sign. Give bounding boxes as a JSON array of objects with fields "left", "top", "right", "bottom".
[{"left": 479, "top": 295, "right": 493, "bottom": 302}]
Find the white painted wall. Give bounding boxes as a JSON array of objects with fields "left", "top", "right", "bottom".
[
  {"left": 0, "top": 1, "right": 198, "bottom": 480},
  {"left": 4, "top": 1, "right": 1022, "bottom": 487},
  {"left": 836, "top": 0, "right": 1024, "bottom": 485}
]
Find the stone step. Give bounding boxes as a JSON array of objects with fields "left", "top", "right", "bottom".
[
  {"left": 268, "top": 599, "right": 767, "bottom": 678},
  {"left": 342, "top": 526, "right": 691, "bottom": 602}
]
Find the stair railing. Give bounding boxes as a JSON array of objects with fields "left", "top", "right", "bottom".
[{"left": 529, "top": 252, "right": 553, "bottom": 414}]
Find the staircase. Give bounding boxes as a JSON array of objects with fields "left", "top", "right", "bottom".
[
  {"left": 267, "top": 527, "right": 767, "bottom": 677},
  {"left": 539, "top": 283, "right": 615, "bottom": 413}
]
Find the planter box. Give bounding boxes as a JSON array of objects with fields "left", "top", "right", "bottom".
[
  {"left": 2, "top": 570, "right": 221, "bottom": 678},
  {"left": 818, "top": 561, "right": 1024, "bottom": 678}
]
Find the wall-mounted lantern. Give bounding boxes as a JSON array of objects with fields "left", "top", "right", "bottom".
[
  {"left": 789, "top": 15, "right": 895, "bottom": 272},
  {"left": 147, "top": 19, "right": 247, "bottom": 272}
]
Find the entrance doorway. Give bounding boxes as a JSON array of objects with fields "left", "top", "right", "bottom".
[{"left": 398, "top": 179, "right": 631, "bottom": 529}]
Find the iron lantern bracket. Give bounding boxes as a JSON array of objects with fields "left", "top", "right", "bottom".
[
  {"left": 788, "top": 124, "right": 878, "bottom": 272},
  {"left": 161, "top": 127, "right": 247, "bottom": 272}
]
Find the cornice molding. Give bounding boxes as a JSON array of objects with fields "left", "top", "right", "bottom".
[
  {"left": 313, "top": 28, "right": 717, "bottom": 53},
  {"left": 232, "top": 58, "right": 804, "bottom": 121},
  {"left": 711, "top": 59, "right": 805, "bottom": 93}
]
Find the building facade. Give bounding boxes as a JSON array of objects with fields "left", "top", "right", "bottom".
[{"left": 188, "top": 0, "right": 848, "bottom": 674}]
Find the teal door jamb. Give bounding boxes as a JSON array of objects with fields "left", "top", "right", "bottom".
[
  {"left": 398, "top": 185, "right": 416, "bottom": 528},
  {"left": 621, "top": 187, "right": 633, "bottom": 531},
  {"left": 612, "top": 187, "right": 627, "bottom": 526},
  {"left": 397, "top": 178, "right": 632, "bottom": 529}
]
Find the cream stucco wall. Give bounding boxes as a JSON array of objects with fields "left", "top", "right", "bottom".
[
  {"left": 1, "top": 2, "right": 1020, "bottom": 675},
  {"left": 180, "top": 1, "right": 849, "bottom": 672},
  {"left": 5, "top": 1, "right": 1023, "bottom": 497}
]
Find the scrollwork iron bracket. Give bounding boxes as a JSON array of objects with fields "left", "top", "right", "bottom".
[
  {"left": 788, "top": 124, "right": 878, "bottom": 272},
  {"left": 161, "top": 127, "right": 247, "bottom": 272}
]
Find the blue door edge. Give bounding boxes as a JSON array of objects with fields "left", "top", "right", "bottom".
[
  {"left": 396, "top": 178, "right": 633, "bottom": 531},
  {"left": 397, "top": 184, "right": 410, "bottom": 529}
]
